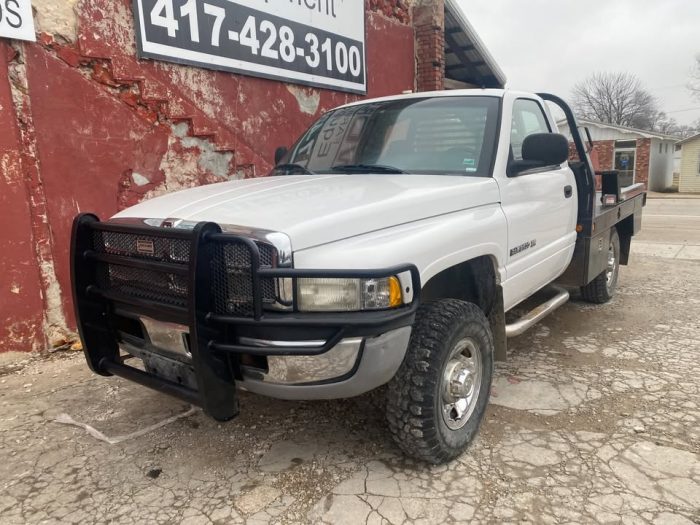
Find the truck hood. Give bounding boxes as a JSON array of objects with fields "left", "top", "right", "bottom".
[{"left": 114, "top": 175, "right": 500, "bottom": 251}]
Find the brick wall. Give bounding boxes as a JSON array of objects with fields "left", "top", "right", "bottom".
[
  {"left": 634, "top": 139, "right": 651, "bottom": 188},
  {"left": 595, "top": 141, "right": 615, "bottom": 172},
  {"left": 413, "top": 0, "right": 445, "bottom": 92},
  {"left": 568, "top": 140, "right": 614, "bottom": 190},
  {"left": 367, "top": 0, "right": 411, "bottom": 23},
  {"left": 568, "top": 138, "right": 651, "bottom": 191}
]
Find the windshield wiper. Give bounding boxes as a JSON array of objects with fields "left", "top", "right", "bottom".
[
  {"left": 273, "top": 163, "right": 315, "bottom": 175},
  {"left": 330, "top": 164, "right": 406, "bottom": 174}
]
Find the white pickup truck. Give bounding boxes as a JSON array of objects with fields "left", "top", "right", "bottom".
[{"left": 71, "top": 89, "right": 645, "bottom": 463}]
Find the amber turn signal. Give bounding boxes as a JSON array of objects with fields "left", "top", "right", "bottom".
[{"left": 389, "top": 276, "right": 403, "bottom": 307}]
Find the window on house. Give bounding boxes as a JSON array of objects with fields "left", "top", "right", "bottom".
[
  {"left": 659, "top": 142, "right": 663, "bottom": 154},
  {"left": 697, "top": 152, "right": 700, "bottom": 175},
  {"left": 614, "top": 140, "right": 637, "bottom": 182},
  {"left": 665, "top": 143, "right": 669, "bottom": 154}
]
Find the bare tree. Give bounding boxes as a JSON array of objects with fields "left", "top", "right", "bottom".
[
  {"left": 572, "top": 72, "right": 660, "bottom": 130},
  {"left": 653, "top": 115, "right": 700, "bottom": 138},
  {"left": 690, "top": 55, "right": 700, "bottom": 100},
  {"left": 654, "top": 114, "right": 678, "bottom": 135}
]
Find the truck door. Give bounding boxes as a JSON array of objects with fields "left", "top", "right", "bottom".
[{"left": 499, "top": 98, "right": 577, "bottom": 309}]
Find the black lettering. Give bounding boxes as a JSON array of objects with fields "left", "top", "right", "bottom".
[
  {"left": 285, "top": 0, "right": 336, "bottom": 18},
  {"left": 510, "top": 240, "right": 536, "bottom": 257},
  {"left": 317, "top": 141, "right": 332, "bottom": 158},
  {"left": 5, "top": 0, "right": 22, "bottom": 29}
]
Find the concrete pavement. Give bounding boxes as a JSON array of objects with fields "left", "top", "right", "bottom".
[{"left": 634, "top": 196, "right": 700, "bottom": 252}]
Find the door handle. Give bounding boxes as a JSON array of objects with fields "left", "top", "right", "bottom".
[{"left": 564, "top": 185, "right": 573, "bottom": 198}]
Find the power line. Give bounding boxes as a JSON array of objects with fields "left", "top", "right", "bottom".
[
  {"left": 648, "top": 83, "right": 690, "bottom": 91},
  {"left": 665, "top": 106, "right": 700, "bottom": 114}
]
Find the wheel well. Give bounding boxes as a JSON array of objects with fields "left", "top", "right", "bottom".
[{"left": 421, "top": 256, "right": 498, "bottom": 315}]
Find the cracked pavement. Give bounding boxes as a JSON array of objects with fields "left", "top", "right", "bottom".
[{"left": 1, "top": 199, "right": 699, "bottom": 524}]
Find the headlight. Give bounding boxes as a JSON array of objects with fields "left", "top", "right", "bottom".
[{"left": 297, "top": 276, "right": 403, "bottom": 312}]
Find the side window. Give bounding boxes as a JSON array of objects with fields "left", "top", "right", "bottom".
[{"left": 511, "top": 99, "right": 551, "bottom": 160}]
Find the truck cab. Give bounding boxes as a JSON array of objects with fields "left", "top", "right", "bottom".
[{"left": 71, "top": 89, "right": 645, "bottom": 463}]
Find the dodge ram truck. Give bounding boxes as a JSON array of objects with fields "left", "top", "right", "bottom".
[{"left": 71, "top": 89, "right": 645, "bottom": 463}]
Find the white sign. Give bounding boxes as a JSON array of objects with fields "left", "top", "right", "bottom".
[
  {"left": 133, "top": 0, "right": 367, "bottom": 94},
  {"left": 0, "top": 0, "right": 35, "bottom": 42}
]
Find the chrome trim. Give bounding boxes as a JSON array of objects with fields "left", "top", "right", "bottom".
[
  {"left": 240, "top": 337, "right": 364, "bottom": 385},
  {"left": 238, "top": 337, "right": 325, "bottom": 348},
  {"left": 219, "top": 225, "right": 293, "bottom": 267},
  {"left": 109, "top": 217, "right": 294, "bottom": 266},
  {"left": 139, "top": 317, "right": 191, "bottom": 360},
  {"left": 505, "top": 285, "right": 569, "bottom": 338},
  {"left": 238, "top": 328, "right": 412, "bottom": 399}
]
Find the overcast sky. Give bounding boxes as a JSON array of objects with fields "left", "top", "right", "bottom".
[{"left": 458, "top": 0, "right": 700, "bottom": 127}]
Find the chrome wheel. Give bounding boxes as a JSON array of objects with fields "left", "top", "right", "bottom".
[
  {"left": 605, "top": 240, "right": 617, "bottom": 289},
  {"left": 441, "top": 338, "right": 482, "bottom": 430}
]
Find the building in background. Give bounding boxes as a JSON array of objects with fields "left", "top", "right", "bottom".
[
  {"left": 558, "top": 119, "right": 678, "bottom": 191},
  {"left": 677, "top": 133, "right": 700, "bottom": 193},
  {"left": 0, "top": 0, "right": 505, "bottom": 353}
]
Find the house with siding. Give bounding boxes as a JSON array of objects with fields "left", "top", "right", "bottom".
[
  {"left": 557, "top": 119, "right": 678, "bottom": 191},
  {"left": 677, "top": 133, "right": 700, "bottom": 193}
]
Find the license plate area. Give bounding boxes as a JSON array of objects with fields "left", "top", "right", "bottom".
[
  {"left": 120, "top": 343, "right": 198, "bottom": 390},
  {"left": 140, "top": 316, "right": 191, "bottom": 361}
]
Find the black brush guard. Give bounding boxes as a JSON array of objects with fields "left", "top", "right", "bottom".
[{"left": 71, "top": 214, "right": 420, "bottom": 421}]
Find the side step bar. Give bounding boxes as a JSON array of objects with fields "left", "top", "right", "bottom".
[{"left": 505, "top": 286, "right": 570, "bottom": 338}]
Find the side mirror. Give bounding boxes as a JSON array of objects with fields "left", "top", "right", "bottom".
[
  {"left": 274, "top": 146, "right": 288, "bottom": 165},
  {"left": 509, "top": 133, "right": 569, "bottom": 176}
]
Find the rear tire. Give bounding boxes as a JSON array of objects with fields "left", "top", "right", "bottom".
[
  {"left": 385, "top": 299, "right": 494, "bottom": 464},
  {"left": 580, "top": 228, "right": 620, "bottom": 304}
]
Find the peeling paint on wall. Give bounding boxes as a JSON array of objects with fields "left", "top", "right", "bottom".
[
  {"left": 131, "top": 172, "right": 150, "bottom": 186},
  {"left": 146, "top": 123, "right": 238, "bottom": 199},
  {"left": 82, "top": 0, "right": 136, "bottom": 54},
  {"left": 177, "top": 124, "right": 235, "bottom": 178},
  {"left": 7, "top": 43, "right": 70, "bottom": 348},
  {"left": 285, "top": 85, "right": 321, "bottom": 116},
  {"left": 162, "top": 64, "right": 228, "bottom": 120},
  {"left": 40, "top": 260, "right": 70, "bottom": 346},
  {"left": 33, "top": 0, "right": 80, "bottom": 42}
]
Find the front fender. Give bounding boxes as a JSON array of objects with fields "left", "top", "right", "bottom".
[{"left": 292, "top": 204, "right": 508, "bottom": 287}]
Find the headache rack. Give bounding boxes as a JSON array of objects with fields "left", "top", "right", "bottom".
[{"left": 71, "top": 214, "right": 419, "bottom": 421}]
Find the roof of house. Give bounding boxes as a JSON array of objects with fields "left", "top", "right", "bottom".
[
  {"left": 556, "top": 118, "right": 680, "bottom": 141},
  {"left": 443, "top": 0, "right": 506, "bottom": 89},
  {"left": 677, "top": 132, "right": 700, "bottom": 146}
]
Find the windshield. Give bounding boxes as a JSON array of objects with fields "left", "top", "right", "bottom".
[{"left": 271, "top": 96, "right": 500, "bottom": 177}]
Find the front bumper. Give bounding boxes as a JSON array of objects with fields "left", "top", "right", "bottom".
[
  {"left": 71, "top": 214, "right": 419, "bottom": 421},
  {"left": 239, "top": 327, "right": 412, "bottom": 400}
]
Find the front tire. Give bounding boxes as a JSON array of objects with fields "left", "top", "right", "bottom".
[
  {"left": 580, "top": 228, "right": 620, "bottom": 304},
  {"left": 385, "top": 299, "right": 494, "bottom": 464}
]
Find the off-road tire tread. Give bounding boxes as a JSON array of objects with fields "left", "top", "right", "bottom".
[{"left": 385, "top": 299, "right": 493, "bottom": 464}]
